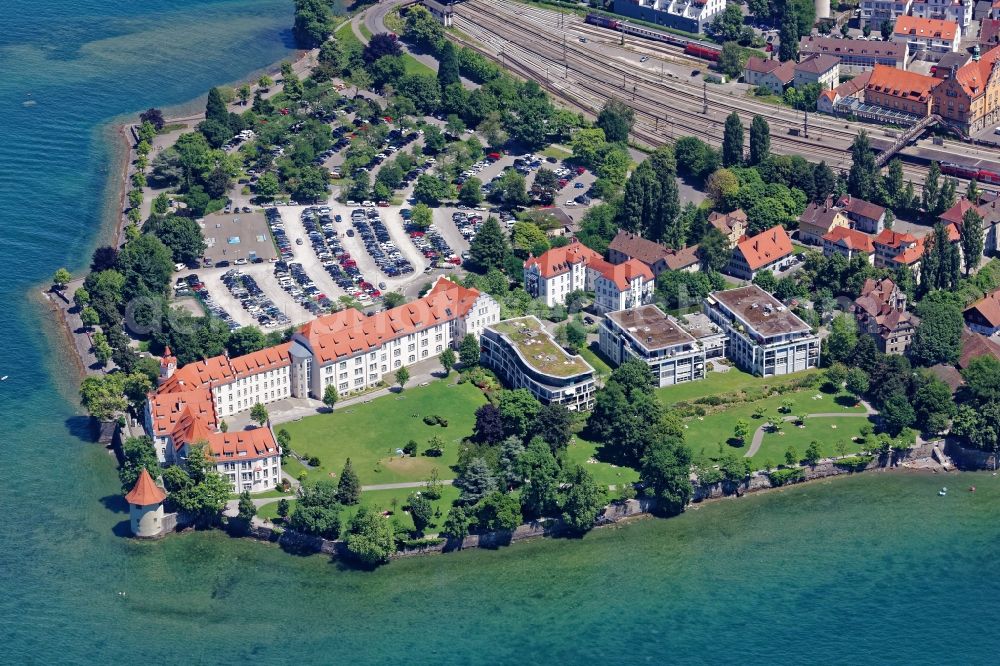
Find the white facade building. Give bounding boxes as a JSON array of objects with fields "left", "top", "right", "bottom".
[
  {"left": 524, "top": 241, "right": 603, "bottom": 307},
  {"left": 593, "top": 259, "right": 655, "bottom": 315},
  {"left": 703, "top": 286, "right": 821, "bottom": 377},
  {"left": 599, "top": 305, "right": 708, "bottom": 387}
]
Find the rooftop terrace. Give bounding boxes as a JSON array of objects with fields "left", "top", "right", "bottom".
[
  {"left": 489, "top": 317, "right": 593, "bottom": 378},
  {"left": 709, "top": 285, "right": 811, "bottom": 338},
  {"left": 608, "top": 305, "right": 695, "bottom": 351}
]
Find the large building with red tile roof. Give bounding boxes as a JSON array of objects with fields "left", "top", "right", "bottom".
[
  {"left": 206, "top": 428, "right": 283, "bottom": 494},
  {"left": 931, "top": 44, "right": 1000, "bottom": 132},
  {"left": 873, "top": 229, "right": 922, "bottom": 268},
  {"left": 524, "top": 240, "right": 604, "bottom": 307},
  {"left": 822, "top": 226, "right": 877, "bottom": 262},
  {"left": 594, "top": 259, "right": 655, "bottom": 314},
  {"left": 607, "top": 230, "right": 700, "bottom": 275},
  {"left": 727, "top": 226, "right": 794, "bottom": 280},
  {"left": 892, "top": 15, "right": 961, "bottom": 53},
  {"left": 864, "top": 65, "right": 939, "bottom": 117},
  {"left": 145, "top": 277, "right": 500, "bottom": 472}
]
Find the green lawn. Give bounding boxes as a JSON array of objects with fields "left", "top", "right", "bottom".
[
  {"left": 753, "top": 416, "right": 872, "bottom": 467},
  {"left": 682, "top": 387, "right": 867, "bottom": 468},
  {"left": 402, "top": 54, "right": 435, "bottom": 76},
  {"left": 565, "top": 435, "right": 640, "bottom": 488},
  {"left": 578, "top": 341, "right": 612, "bottom": 378},
  {"left": 335, "top": 22, "right": 362, "bottom": 49},
  {"left": 540, "top": 145, "right": 571, "bottom": 160},
  {"left": 656, "top": 367, "right": 820, "bottom": 406},
  {"left": 257, "top": 484, "right": 461, "bottom": 534},
  {"left": 358, "top": 22, "right": 372, "bottom": 40},
  {"left": 279, "top": 379, "right": 487, "bottom": 486}
]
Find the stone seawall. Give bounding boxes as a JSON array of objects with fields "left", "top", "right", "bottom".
[{"left": 946, "top": 439, "right": 999, "bottom": 470}]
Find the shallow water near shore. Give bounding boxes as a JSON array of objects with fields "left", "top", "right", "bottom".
[{"left": 3, "top": 1, "right": 1000, "bottom": 663}]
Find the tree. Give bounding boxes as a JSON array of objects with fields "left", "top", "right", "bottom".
[
  {"left": 456, "top": 457, "right": 498, "bottom": 505},
  {"left": 596, "top": 98, "right": 634, "bottom": 143},
  {"left": 846, "top": 367, "right": 870, "bottom": 398},
  {"left": 144, "top": 214, "right": 207, "bottom": 265},
  {"left": 323, "top": 384, "right": 339, "bottom": 409},
  {"left": 250, "top": 403, "right": 269, "bottom": 427},
  {"left": 779, "top": 8, "right": 800, "bottom": 62},
  {"left": 460, "top": 333, "right": 481, "bottom": 367},
  {"left": 824, "top": 362, "right": 848, "bottom": 391},
  {"left": 848, "top": 131, "right": 877, "bottom": 200},
  {"left": 560, "top": 465, "right": 606, "bottom": 534},
  {"left": 785, "top": 445, "right": 799, "bottom": 466},
  {"left": 225, "top": 325, "right": 265, "bottom": 358},
  {"left": 881, "top": 391, "right": 915, "bottom": 436},
  {"left": 170, "top": 470, "right": 231, "bottom": 527},
  {"left": 498, "top": 388, "right": 542, "bottom": 440},
  {"left": 439, "top": 347, "right": 456, "bottom": 376},
  {"left": 437, "top": 40, "right": 461, "bottom": 88},
  {"left": 363, "top": 32, "right": 402, "bottom": 63},
  {"left": 337, "top": 458, "right": 361, "bottom": 505},
  {"left": 458, "top": 176, "right": 483, "bottom": 206},
  {"left": 718, "top": 41, "right": 746, "bottom": 80},
  {"left": 115, "top": 234, "right": 174, "bottom": 301},
  {"left": 913, "top": 375, "right": 956, "bottom": 435},
  {"left": 473, "top": 403, "right": 504, "bottom": 444},
  {"left": 79, "top": 374, "right": 128, "bottom": 420},
  {"left": 922, "top": 161, "right": 941, "bottom": 218},
  {"left": 442, "top": 504, "right": 472, "bottom": 541},
  {"left": 469, "top": 217, "right": 509, "bottom": 272},
  {"left": 277, "top": 498, "right": 290, "bottom": 519},
  {"left": 118, "top": 436, "right": 159, "bottom": 492},
  {"left": 881, "top": 19, "right": 894, "bottom": 40},
  {"left": 237, "top": 490, "right": 257, "bottom": 522},
  {"left": 237, "top": 84, "right": 251, "bottom": 106},
  {"left": 476, "top": 491, "right": 522, "bottom": 531},
  {"left": 529, "top": 403, "right": 574, "bottom": 455},
  {"left": 80, "top": 306, "right": 100, "bottom": 330},
  {"left": 712, "top": 4, "right": 745, "bottom": 41},
  {"left": 205, "top": 87, "right": 229, "bottom": 127},
  {"left": 804, "top": 441, "right": 822, "bottom": 465},
  {"left": 413, "top": 174, "right": 449, "bottom": 206},
  {"left": 734, "top": 419, "right": 751, "bottom": 445},
  {"left": 346, "top": 506, "right": 395, "bottom": 565},
  {"left": 140, "top": 108, "right": 165, "bottom": 130},
  {"left": 53, "top": 268, "right": 71, "bottom": 290},
  {"left": 961, "top": 208, "right": 985, "bottom": 276},
  {"left": 813, "top": 161, "right": 836, "bottom": 202},
  {"left": 748, "top": 115, "right": 770, "bottom": 166},
  {"left": 722, "top": 112, "right": 744, "bottom": 167},
  {"left": 699, "top": 227, "right": 731, "bottom": 273},
  {"left": 961, "top": 356, "right": 1000, "bottom": 403},
  {"left": 910, "top": 300, "right": 963, "bottom": 366},
  {"left": 517, "top": 437, "right": 562, "bottom": 518},
  {"left": 395, "top": 366, "right": 410, "bottom": 390},
  {"left": 408, "top": 493, "right": 433, "bottom": 535},
  {"left": 92, "top": 332, "right": 112, "bottom": 367},
  {"left": 640, "top": 437, "right": 693, "bottom": 517},
  {"left": 826, "top": 314, "right": 858, "bottom": 364}
]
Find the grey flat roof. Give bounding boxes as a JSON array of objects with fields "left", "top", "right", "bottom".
[
  {"left": 608, "top": 305, "right": 695, "bottom": 350},
  {"left": 710, "top": 285, "right": 811, "bottom": 337},
  {"left": 680, "top": 312, "right": 725, "bottom": 340}
]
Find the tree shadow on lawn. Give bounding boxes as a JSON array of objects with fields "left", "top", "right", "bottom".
[
  {"left": 835, "top": 394, "right": 861, "bottom": 408},
  {"left": 726, "top": 437, "right": 745, "bottom": 448}
]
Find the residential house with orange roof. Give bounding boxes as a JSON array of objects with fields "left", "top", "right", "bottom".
[
  {"left": 931, "top": 43, "right": 1000, "bottom": 132},
  {"left": 853, "top": 278, "right": 920, "bottom": 354},
  {"left": 726, "top": 225, "right": 794, "bottom": 280},
  {"left": 798, "top": 199, "right": 850, "bottom": 246},
  {"left": 838, "top": 194, "right": 888, "bottom": 233},
  {"left": 817, "top": 71, "right": 872, "bottom": 114},
  {"left": 939, "top": 197, "right": 1000, "bottom": 261},
  {"left": 864, "top": 65, "right": 939, "bottom": 117},
  {"left": 874, "top": 229, "right": 922, "bottom": 268},
  {"left": 594, "top": 259, "right": 656, "bottom": 314},
  {"left": 794, "top": 54, "right": 840, "bottom": 91},
  {"left": 206, "top": 428, "right": 283, "bottom": 494},
  {"left": 964, "top": 287, "right": 1000, "bottom": 334},
  {"left": 523, "top": 240, "right": 604, "bottom": 307},
  {"left": 708, "top": 209, "right": 748, "bottom": 248},
  {"left": 892, "top": 16, "right": 961, "bottom": 54},
  {"left": 822, "top": 226, "right": 877, "bottom": 263}
]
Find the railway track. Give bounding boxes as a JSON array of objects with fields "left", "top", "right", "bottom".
[{"left": 453, "top": 0, "right": 996, "bottom": 187}]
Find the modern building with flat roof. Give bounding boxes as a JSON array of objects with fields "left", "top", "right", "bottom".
[
  {"left": 599, "top": 305, "right": 707, "bottom": 387},
  {"left": 703, "top": 285, "right": 820, "bottom": 376},
  {"left": 481, "top": 317, "right": 597, "bottom": 410}
]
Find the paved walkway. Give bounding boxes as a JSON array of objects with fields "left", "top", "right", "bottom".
[{"left": 744, "top": 402, "right": 877, "bottom": 458}]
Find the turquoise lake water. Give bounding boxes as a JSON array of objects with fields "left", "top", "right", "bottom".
[{"left": 2, "top": 1, "right": 1000, "bottom": 663}]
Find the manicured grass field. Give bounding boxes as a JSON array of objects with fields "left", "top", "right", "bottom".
[
  {"left": 753, "top": 416, "right": 871, "bottom": 467},
  {"left": 682, "top": 387, "right": 867, "bottom": 467},
  {"left": 402, "top": 55, "right": 435, "bottom": 76},
  {"left": 540, "top": 145, "right": 571, "bottom": 160},
  {"left": 279, "top": 379, "right": 487, "bottom": 486},
  {"left": 335, "top": 22, "right": 361, "bottom": 49},
  {"left": 657, "top": 367, "right": 820, "bottom": 405},
  {"left": 358, "top": 22, "right": 372, "bottom": 40},
  {"left": 257, "top": 484, "right": 461, "bottom": 534},
  {"left": 578, "top": 342, "right": 612, "bottom": 378},
  {"left": 565, "top": 435, "right": 640, "bottom": 488}
]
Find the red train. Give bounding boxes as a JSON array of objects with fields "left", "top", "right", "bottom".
[
  {"left": 941, "top": 161, "right": 1000, "bottom": 185},
  {"left": 585, "top": 13, "right": 722, "bottom": 62}
]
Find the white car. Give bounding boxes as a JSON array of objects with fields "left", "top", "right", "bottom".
[
  {"left": 565, "top": 200, "right": 576, "bottom": 206},
  {"left": 362, "top": 200, "right": 375, "bottom": 207}
]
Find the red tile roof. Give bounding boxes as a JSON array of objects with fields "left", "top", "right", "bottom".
[
  {"left": 300, "top": 277, "right": 482, "bottom": 364},
  {"left": 866, "top": 64, "right": 938, "bottom": 103},
  {"left": 838, "top": 194, "right": 886, "bottom": 222},
  {"left": 823, "top": 226, "right": 875, "bottom": 253},
  {"left": 893, "top": 237, "right": 926, "bottom": 265},
  {"left": 125, "top": 469, "right": 166, "bottom": 506},
  {"left": 960, "top": 329, "right": 1000, "bottom": 367},
  {"left": 965, "top": 288, "right": 1000, "bottom": 327},
  {"left": 148, "top": 389, "right": 217, "bottom": 437},
  {"left": 874, "top": 229, "right": 918, "bottom": 249},
  {"left": 939, "top": 199, "right": 977, "bottom": 226},
  {"left": 524, "top": 241, "right": 603, "bottom": 279},
  {"left": 736, "top": 226, "right": 793, "bottom": 271},
  {"left": 206, "top": 427, "right": 280, "bottom": 462},
  {"left": 952, "top": 44, "right": 1000, "bottom": 98},
  {"left": 228, "top": 343, "right": 291, "bottom": 376},
  {"left": 795, "top": 54, "right": 839, "bottom": 75},
  {"left": 894, "top": 16, "right": 959, "bottom": 42},
  {"left": 597, "top": 258, "right": 654, "bottom": 290}
]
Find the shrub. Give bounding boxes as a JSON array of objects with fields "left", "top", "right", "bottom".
[
  {"left": 403, "top": 440, "right": 417, "bottom": 456},
  {"left": 768, "top": 468, "right": 805, "bottom": 486},
  {"left": 308, "top": 456, "right": 321, "bottom": 467},
  {"left": 423, "top": 415, "right": 437, "bottom": 425},
  {"left": 695, "top": 395, "right": 725, "bottom": 406},
  {"left": 835, "top": 455, "right": 874, "bottom": 471}
]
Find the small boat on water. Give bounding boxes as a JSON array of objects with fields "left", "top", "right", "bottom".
[
  {"left": 0, "top": 376, "right": 7, "bottom": 381},
  {"left": 939, "top": 487, "right": 948, "bottom": 496}
]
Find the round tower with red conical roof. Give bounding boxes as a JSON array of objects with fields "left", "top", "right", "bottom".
[
  {"left": 159, "top": 346, "right": 176, "bottom": 384},
  {"left": 125, "top": 468, "right": 167, "bottom": 538}
]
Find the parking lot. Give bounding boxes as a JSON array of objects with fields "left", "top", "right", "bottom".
[{"left": 200, "top": 210, "right": 278, "bottom": 267}]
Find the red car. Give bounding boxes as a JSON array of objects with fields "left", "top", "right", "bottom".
[{"left": 575, "top": 166, "right": 586, "bottom": 175}]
